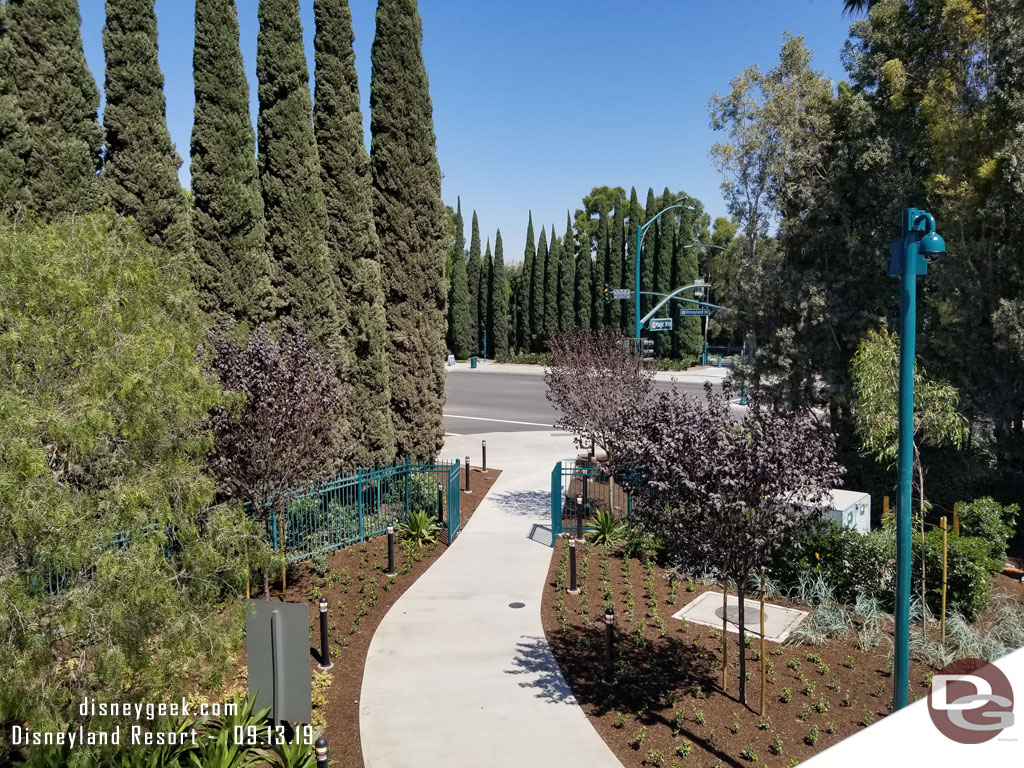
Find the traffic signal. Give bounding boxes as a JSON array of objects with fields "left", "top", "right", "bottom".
[
  {"left": 640, "top": 337, "right": 654, "bottom": 364},
  {"left": 603, "top": 283, "right": 611, "bottom": 303}
]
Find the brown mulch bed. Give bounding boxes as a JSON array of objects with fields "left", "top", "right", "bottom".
[
  {"left": 540, "top": 538, "right": 938, "bottom": 768},
  {"left": 251, "top": 466, "right": 501, "bottom": 768}
]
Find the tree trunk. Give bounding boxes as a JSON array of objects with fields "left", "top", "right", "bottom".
[
  {"left": 721, "top": 581, "right": 728, "bottom": 693},
  {"left": 738, "top": 580, "right": 747, "bottom": 705},
  {"left": 264, "top": 570, "right": 270, "bottom": 600}
]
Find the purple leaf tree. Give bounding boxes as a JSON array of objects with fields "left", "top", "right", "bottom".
[{"left": 608, "top": 383, "right": 844, "bottom": 705}]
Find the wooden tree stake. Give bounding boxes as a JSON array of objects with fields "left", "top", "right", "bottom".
[
  {"left": 940, "top": 516, "right": 948, "bottom": 645},
  {"left": 760, "top": 567, "right": 766, "bottom": 717}
]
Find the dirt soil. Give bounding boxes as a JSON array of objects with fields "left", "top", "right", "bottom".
[
  {"left": 540, "top": 537, "right": 939, "bottom": 768},
  {"left": 257, "top": 466, "right": 501, "bottom": 768}
]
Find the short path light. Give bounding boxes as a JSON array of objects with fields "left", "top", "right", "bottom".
[{"left": 603, "top": 607, "right": 616, "bottom": 685}]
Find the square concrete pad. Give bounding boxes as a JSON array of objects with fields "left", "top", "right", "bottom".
[{"left": 672, "top": 591, "right": 808, "bottom": 643}]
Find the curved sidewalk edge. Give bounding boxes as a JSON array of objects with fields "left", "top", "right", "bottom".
[{"left": 359, "top": 430, "right": 623, "bottom": 768}]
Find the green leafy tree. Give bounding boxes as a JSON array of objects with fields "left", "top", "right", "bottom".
[
  {"left": 191, "top": 0, "right": 274, "bottom": 322},
  {"left": 257, "top": 0, "right": 338, "bottom": 348},
  {"left": 518, "top": 212, "right": 535, "bottom": 351},
  {"left": 370, "top": 0, "right": 447, "bottom": 460},
  {"left": 557, "top": 212, "right": 575, "bottom": 331},
  {"left": 489, "top": 228, "right": 509, "bottom": 357},
  {"left": 101, "top": 0, "right": 189, "bottom": 252},
  {"left": 466, "top": 209, "right": 481, "bottom": 350},
  {"left": 0, "top": 2, "right": 29, "bottom": 214},
  {"left": 6, "top": 0, "right": 103, "bottom": 217},
  {"left": 0, "top": 214, "right": 251, "bottom": 745},
  {"left": 851, "top": 327, "right": 969, "bottom": 628},
  {"left": 313, "top": 0, "right": 395, "bottom": 467},
  {"left": 532, "top": 226, "right": 547, "bottom": 348},
  {"left": 445, "top": 202, "right": 470, "bottom": 357}
]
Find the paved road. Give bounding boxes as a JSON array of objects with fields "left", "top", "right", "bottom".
[{"left": 443, "top": 370, "right": 722, "bottom": 435}]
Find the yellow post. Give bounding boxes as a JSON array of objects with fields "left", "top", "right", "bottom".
[
  {"left": 952, "top": 503, "right": 960, "bottom": 536},
  {"left": 940, "top": 516, "right": 948, "bottom": 645},
  {"left": 882, "top": 495, "right": 890, "bottom": 527},
  {"left": 760, "top": 567, "right": 766, "bottom": 717},
  {"left": 722, "top": 582, "right": 728, "bottom": 693}
]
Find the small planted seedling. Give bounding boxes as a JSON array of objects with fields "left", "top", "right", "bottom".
[
  {"left": 843, "top": 655, "right": 856, "bottom": 669},
  {"left": 615, "top": 712, "right": 629, "bottom": 729},
  {"left": 802, "top": 680, "right": 816, "bottom": 697},
  {"left": 692, "top": 706, "right": 706, "bottom": 726},
  {"left": 766, "top": 660, "right": 776, "bottom": 682},
  {"left": 740, "top": 746, "right": 757, "bottom": 762},
  {"left": 828, "top": 677, "right": 841, "bottom": 692},
  {"left": 730, "top": 712, "right": 740, "bottom": 734},
  {"left": 788, "top": 657, "right": 801, "bottom": 672},
  {"left": 842, "top": 691, "right": 851, "bottom": 707},
  {"left": 770, "top": 734, "right": 783, "bottom": 755},
  {"left": 780, "top": 687, "right": 792, "bottom": 703},
  {"left": 815, "top": 694, "right": 830, "bottom": 714},
  {"left": 804, "top": 724, "right": 819, "bottom": 746},
  {"left": 771, "top": 645, "right": 783, "bottom": 656},
  {"left": 671, "top": 709, "right": 685, "bottom": 736},
  {"left": 758, "top": 717, "right": 771, "bottom": 731},
  {"left": 818, "top": 662, "right": 830, "bottom": 676},
  {"left": 676, "top": 739, "right": 692, "bottom": 759},
  {"left": 645, "top": 749, "right": 665, "bottom": 767},
  {"left": 825, "top": 720, "right": 837, "bottom": 734},
  {"left": 798, "top": 704, "right": 812, "bottom": 722},
  {"left": 631, "top": 725, "right": 647, "bottom": 749},
  {"left": 806, "top": 652, "right": 822, "bottom": 663},
  {"left": 860, "top": 706, "right": 875, "bottom": 726},
  {"left": 706, "top": 728, "right": 719, "bottom": 750}
]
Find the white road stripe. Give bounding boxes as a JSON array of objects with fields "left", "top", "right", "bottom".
[{"left": 442, "top": 413, "right": 553, "bottom": 427}]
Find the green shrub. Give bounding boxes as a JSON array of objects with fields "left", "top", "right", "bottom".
[
  {"left": 621, "top": 523, "right": 664, "bottom": 560},
  {"left": 589, "top": 508, "right": 625, "bottom": 547},
  {"left": 914, "top": 530, "right": 993, "bottom": 620},
  {"left": 0, "top": 215, "right": 250, "bottom": 744},
  {"left": 400, "top": 510, "right": 439, "bottom": 548},
  {"left": 956, "top": 497, "right": 1019, "bottom": 571}
]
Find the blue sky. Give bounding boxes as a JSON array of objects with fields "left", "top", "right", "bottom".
[{"left": 78, "top": 0, "right": 857, "bottom": 264}]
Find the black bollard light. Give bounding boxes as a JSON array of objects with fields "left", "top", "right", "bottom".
[
  {"left": 437, "top": 483, "right": 444, "bottom": 525},
  {"left": 386, "top": 525, "right": 396, "bottom": 576},
  {"left": 567, "top": 538, "right": 579, "bottom": 594},
  {"left": 482, "top": 440, "right": 487, "bottom": 473},
  {"left": 603, "top": 607, "right": 616, "bottom": 685},
  {"left": 317, "top": 597, "right": 332, "bottom": 670},
  {"left": 315, "top": 736, "right": 328, "bottom": 768},
  {"left": 465, "top": 456, "right": 471, "bottom": 493}
]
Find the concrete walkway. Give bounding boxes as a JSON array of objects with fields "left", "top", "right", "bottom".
[{"left": 359, "top": 430, "right": 622, "bottom": 768}]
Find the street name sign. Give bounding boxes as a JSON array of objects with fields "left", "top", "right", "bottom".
[
  {"left": 679, "top": 308, "right": 711, "bottom": 317},
  {"left": 649, "top": 318, "right": 673, "bottom": 331},
  {"left": 612, "top": 288, "right": 631, "bottom": 300}
]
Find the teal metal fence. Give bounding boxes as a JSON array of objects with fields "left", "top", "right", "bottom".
[
  {"left": 265, "top": 458, "right": 462, "bottom": 562},
  {"left": 550, "top": 458, "right": 631, "bottom": 546}
]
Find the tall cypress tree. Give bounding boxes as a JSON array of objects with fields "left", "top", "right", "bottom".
[
  {"left": 102, "top": 0, "right": 189, "bottom": 252},
  {"left": 258, "top": 0, "right": 337, "bottom": 347},
  {"left": 608, "top": 202, "right": 624, "bottom": 329},
  {"left": 370, "top": 0, "right": 447, "bottom": 460},
  {"left": 575, "top": 221, "right": 591, "bottom": 330},
  {"left": 642, "top": 187, "right": 657, "bottom": 319},
  {"left": 532, "top": 226, "right": 547, "bottom": 348},
  {"left": 466, "top": 210, "right": 481, "bottom": 351},
  {"left": 191, "top": 0, "right": 272, "bottom": 321},
  {"left": 676, "top": 204, "right": 702, "bottom": 361},
  {"left": 624, "top": 187, "right": 642, "bottom": 333},
  {"left": 7, "top": 0, "right": 102, "bottom": 217},
  {"left": 444, "top": 201, "right": 470, "bottom": 357},
  {"left": 594, "top": 207, "right": 609, "bottom": 327},
  {"left": 0, "top": 2, "right": 29, "bottom": 214},
  {"left": 558, "top": 212, "right": 575, "bottom": 331},
  {"left": 519, "top": 212, "right": 535, "bottom": 351},
  {"left": 509, "top": 263, "right": 522, "bottom": 354},
  {"left": 479, "top": 239, "right": 491, "bottom": 356},
  {"left": 490, "top": 228, "right": 509, "bottom": 358},
  {"left": 314, "top": 0, "right": 394, "bottom": 467},
  {"left": 654, "top": 188, "right": 675, "bottom": 357},
  {"left": 544, "top": 228, "right": 559, "bottom": 337}
]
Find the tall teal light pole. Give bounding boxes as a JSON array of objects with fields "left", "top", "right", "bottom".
[
  {"left": 634, "top": 199, "right": 695, "bottom": 339},
  {"left": 885, "top": 207, "right": 945, "bottom": 711}
]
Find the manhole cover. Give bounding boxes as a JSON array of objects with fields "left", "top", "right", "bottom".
[
  {"left": 715, "top": 605, "right": 760, "bottom": 626},
  {"left": 508, "top": 601, "right": 525, "bottom": 609}
]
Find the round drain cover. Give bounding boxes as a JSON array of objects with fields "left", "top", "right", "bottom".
[
  {"left": 714, "top": 605, "right": 760, "bottom": 625},
  {"left": 508, "top": 601, "right": 525, "bottom": 609}
]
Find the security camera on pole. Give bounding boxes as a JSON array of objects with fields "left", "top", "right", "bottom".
[{"left": 885, "top": 207, "right": 945, "bottom": 712}]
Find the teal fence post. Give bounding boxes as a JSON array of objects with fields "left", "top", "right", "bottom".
[
  {"left": 404, "top": 457, "right": 410, "bottom": 518},
  {"left": 270, "top": 504, "right": 278, "bottom": 551},
  {"left": 357, "top": 468, "right": 364, "bottom": 541},
  {"left": 551, "top": 461, "right": 562, "bottom": 544}
]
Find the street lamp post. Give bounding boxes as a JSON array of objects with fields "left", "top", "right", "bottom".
[
  {"left": 885, "top": 207, "right": 945, "bottom": 712},
  {"left": 634, "top": 200, "right": 696, "bottom": 340}
]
